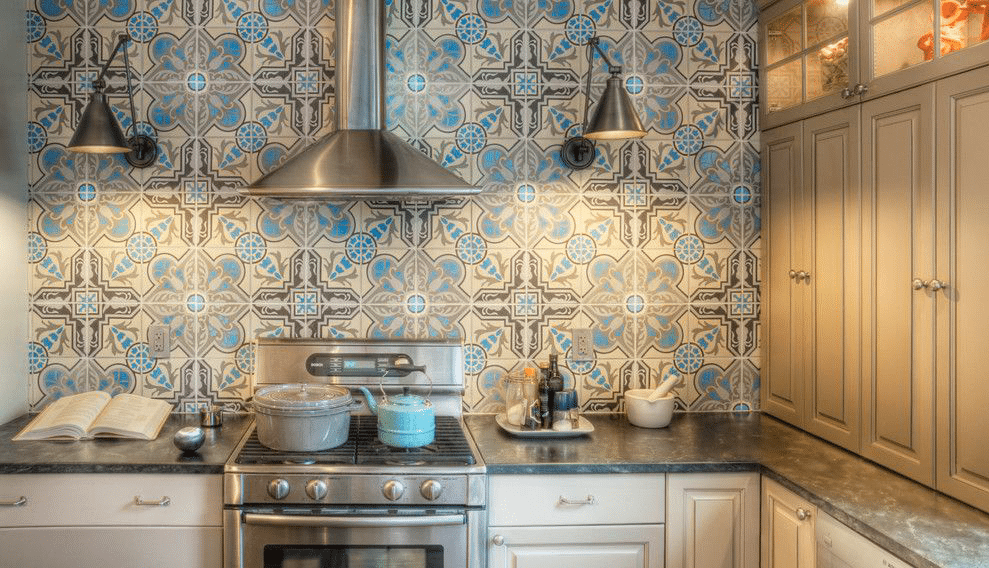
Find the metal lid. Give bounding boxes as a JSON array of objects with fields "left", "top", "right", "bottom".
[{"left": 254, "top": 383, "right": 354, "bottom": 412}]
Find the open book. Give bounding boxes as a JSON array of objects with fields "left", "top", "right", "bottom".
[{"left": 13, "top": 391, "right": 172, "bottom": 441}]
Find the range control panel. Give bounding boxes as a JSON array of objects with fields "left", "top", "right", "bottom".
[{"left": 305, "top": 353, "right": 419, "bottom": 377}]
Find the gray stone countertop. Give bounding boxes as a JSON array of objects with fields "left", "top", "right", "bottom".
[
  {"left": 466, "top": 413, "right": 989, "bottom": 568},
  {"left": 0, "top": 413, "right": 252, "bottom": 474}
]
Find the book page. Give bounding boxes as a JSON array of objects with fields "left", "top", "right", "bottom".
[
  {"left": 12, "top": 391, "right": 111, "bottom": 440},
  {"left": 89, "top": 393, "right": 173, "bottom": 440}
]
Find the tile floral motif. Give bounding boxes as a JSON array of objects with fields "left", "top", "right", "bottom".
[{"left": 25, "top": 0, "right": 761, "bottom": 413}]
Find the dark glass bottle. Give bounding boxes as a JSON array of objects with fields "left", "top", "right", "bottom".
[{"left": 543, "top": 354, "right": 564, "bottom": 429}]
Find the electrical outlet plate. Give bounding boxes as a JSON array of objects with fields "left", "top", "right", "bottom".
[
  {"left": 149, "top": 325, "right": 169, "bottom": 358},
  {"left": 572, "top": 328, "right": 593, "bottom": 362}
]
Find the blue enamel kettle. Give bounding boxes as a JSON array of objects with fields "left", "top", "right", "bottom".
[{"left": 357, "top": 371, "right": 435, "bottom": 448}]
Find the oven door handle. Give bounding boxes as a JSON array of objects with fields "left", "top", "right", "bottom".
[{"left": 243, "top": 513, "right": 466, "bottom": 528}]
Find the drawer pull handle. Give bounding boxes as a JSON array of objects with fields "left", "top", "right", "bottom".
[
  {"left": 0, "top": 496, "right": 27, "bottom": 507},
  {"left": 134, "top": 496, "right": 171, "bottom": 507},
  {"left": 558, "top": 495, "right": 596, "bottom": 506}
]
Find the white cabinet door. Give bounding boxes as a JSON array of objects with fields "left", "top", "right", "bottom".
[
  {"left": 666, "top": 473, "right": 760, "bottom": 568},
  {"left": 488, "top": 525, "right": 664, "bottom": 568},
  {"left": 762, "top": 478, "right": 816, "bottom": 568},
  {"left": 0, "top": 526, "right": 222, "bottom": 568}
]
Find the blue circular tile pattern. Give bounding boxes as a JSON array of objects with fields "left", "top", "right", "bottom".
[
  {"left": 346, "top": 233, "right": 376, "bottom": 264},
  {"left": 187, "top": 72, "right": 207, "bottom": 92},
  {"left": 566, "top": 235, "right": 596, "bottom": 263},
  {"left": 517, "top": 184, "right": 535, "bottom": 203},
  {"left": 28, "top": 233, "right": 46, "bottom": 262},
  {"left": 565, "top": 15, "right": 595, "bottom": 45},
  {"left": 127, "top": 233, "right": 157, "bottom": 262},
  {"left": 456, "top": 14, "right": 486, "bottom": 44},
  {"left": 674, "top": 234, "right": 704, "bottom": 263},
  {"left": 237, "top": 12, "right": 268, "bottom": 43},
  {"left": 127, "top": 12, "right": 158, "bottom": 43},
  {"left": 126, "top": 343, "right": 155, "bottom": 373},
  {"left": 407, "top": 74, "right": 426, "bottom": 92},
  {"left": 456, "top": 123, "right": 486, "bottom": 154},
  {"left": 235, "top": 232, "right": 266, "bottom": 263},
  {"left": 625, "top": 76, "right": 644, "bottom": 95},
  {"left": 456, "top": 234, "right": 486, "bottom": 264},
  {"left": 27, "top": 122, "right": 46, "bottom": 153},
  {"left": 187, "top": 294, "right": 206, "bottom": 313},
  {"left": 673, "top": 16, "right": 703, "bottom": 47},
  {"left": 464, "top": 344, "right": 486, "bottom": 373},
  {"left": 236, "top": 122, "right": 267, "bottom": 152},
  {"left": 673, "top": 125, "right": 704, "bottom": 155},
  {"left": 674, "top": 343, "right": 704, "bottom": 373},
  {"left": 733, "top": 185, "right": 752, "bottom": 204},
  {"left": 26, "top": 11, "right": 44, "bottom": 42},
  {"left": 236, "top": 344, "right": 255, "bottom": 373},
  {"left": 78, "top": 183, "right": 96, "bottom": 202},
  {"left": 28, "top": 342, "right": 47, "bottom": 373},
  {"left": 626, "top": 294, "right": 644, "bottom": 314},
  {"left": 407, "top": 294, "right": 426, "bottom": 314}
]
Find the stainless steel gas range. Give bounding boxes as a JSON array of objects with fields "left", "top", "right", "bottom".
[{"left": 224, "top": 339, "right": 487, "bottom": 568}]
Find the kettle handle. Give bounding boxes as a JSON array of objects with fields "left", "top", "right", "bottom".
[{"left": 378, "top": 365, "right": 432, "bottom": 401}]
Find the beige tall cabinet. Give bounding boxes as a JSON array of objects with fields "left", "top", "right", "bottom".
[
  {"left": 761, "top": 108, "right": 861, "bottom": 453},
  {"left": 859, "top": 83, "right": 937, "bottom": 485},
  {"left": 762, "top": 61, "right": 989, "bottom": 512},
  {"left": 934, "top": 65, "right": 989, "bottom": 512}
]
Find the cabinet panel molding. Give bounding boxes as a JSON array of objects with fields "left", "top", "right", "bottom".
[{"left": 667, "top": 473, "right": 759, "bottom": 568}]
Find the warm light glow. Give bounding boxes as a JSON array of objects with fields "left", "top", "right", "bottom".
[
  {"left": 835, "top": 0, "right": 849, "bottom": 5},
  {"left": 67, "top": 144, "right": 132, "bottom": 153},
  {"left": 585, "top": 129, "right": 648, "bottom": 140}
]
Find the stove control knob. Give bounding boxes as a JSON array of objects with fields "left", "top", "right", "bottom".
[
  {"left": 382, "top": 480, "right": 405, "bottom": 501},
  {"left": 420, "top": 479, "right": 443, "bottom": 500},
  {"left": 306, "top": 480, "right": 328, "bottom": 501},
  {"left": 267, "top": 478, "right": 290, "bottom": 500}
]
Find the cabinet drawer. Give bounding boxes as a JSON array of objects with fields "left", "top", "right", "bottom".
[
  {"left": 489, "top": 474, "right": 665, "bottom": 526},
  {"left": 0, "top": 474, "right": 222, "bottom": 527}
]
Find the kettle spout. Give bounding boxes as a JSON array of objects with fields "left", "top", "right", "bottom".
[{"left": 356, "top": 387, "right": 378, "bottom": 415}]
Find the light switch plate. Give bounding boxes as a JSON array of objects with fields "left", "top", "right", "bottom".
[
  {"left": 573, "top": 328, "right": 593, "bottom": 361},
  {"left": 149, "top": 325, "right": 169, "bottom": 358}
]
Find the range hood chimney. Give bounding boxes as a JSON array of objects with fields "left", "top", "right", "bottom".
[{"left": 243, "top": 0, "right": 478, "bottom": 199}]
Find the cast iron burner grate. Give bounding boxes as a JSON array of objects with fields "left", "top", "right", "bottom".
[{"left": 354, "top": 416, "right": 475, "bottom": 466}]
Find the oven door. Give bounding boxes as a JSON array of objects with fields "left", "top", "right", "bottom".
[{"left": 228, "top": 508, "right": 469, "bottom": 568}]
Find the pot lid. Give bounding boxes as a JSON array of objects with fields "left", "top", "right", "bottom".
[
  {"left": 386, "top": 394, "right": 432, "bottom": 407},
  {"left": 254, "top": 383, "right": 353, "bottom": 411}
]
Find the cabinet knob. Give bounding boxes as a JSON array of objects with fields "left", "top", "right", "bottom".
[
  {"left": 796, "top": 507, "right": 812, "bottom": 521},
  {"left": 789, "top": 270, "right": 797, "bottom": 279},
  {"left": 797, "top": 271, "right": 810, "bottom": 281},
  {"left": 854, "top": 83, "right": 869, "bottom": 96},
  {"left": 492, "top": 535, "right": 505, "bottom": 546},
  {"left": 841, "top": 86, "right": 854, "bottom": 99},
  {"left": 912, "top": 278, "right": 927, "bottom": 290},
  {"left": 928, "top": 279, "right": 948, "bottom": 291}
]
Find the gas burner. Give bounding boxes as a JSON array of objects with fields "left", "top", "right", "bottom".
[
  {"left": 385, "top": 458, "right": 427, "bottom": 466},
  {"left": 282, "top": 458, "right": 317, "bottom": 465}
]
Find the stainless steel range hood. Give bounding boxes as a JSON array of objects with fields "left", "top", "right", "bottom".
[{"left": 243, "top": 0, "right": 478, "bottom": 199}]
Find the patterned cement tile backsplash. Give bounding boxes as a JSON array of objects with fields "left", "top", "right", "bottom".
[{"left": 24, "top": 0, "right": 761, "bottom": 414}]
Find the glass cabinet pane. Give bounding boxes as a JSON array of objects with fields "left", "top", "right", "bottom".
[
  {"left": 939, "top": 0, "right": 989, "bottom": 56},
  {"left": 875, "top": 0, "right": 915, "bottom": 18},
  {"left": 767, "top": 59, "right": 804, "bottom": 111},
  {"left": 808, "top": 36, "right": 849, "bottom": 100},
  {"left": 807, "top": 0, "right": 849, "bottom": 45},
  {"left": 873, "top": 2, "right": 932, "bottom": 77},
  {"left": 767, "top": 6, "right": 804, "bottom": 65}
]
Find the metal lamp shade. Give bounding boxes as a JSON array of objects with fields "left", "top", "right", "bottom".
[
  {"left": 584, "top": 75, "right": 646, "bottom": 140},
  {"left": 68, "top": 91, "right": 131, "bottom": 153}
]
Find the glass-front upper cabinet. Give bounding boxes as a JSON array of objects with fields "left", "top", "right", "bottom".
[
  {"left": 761, "top": 0, "right": 859, "bottom": 128},
  {"left": 864, "top": 0, "right": 989, "bottom": 92},
  {"left": 760, "top": 0, "right": 989, "bottom": 127}
]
